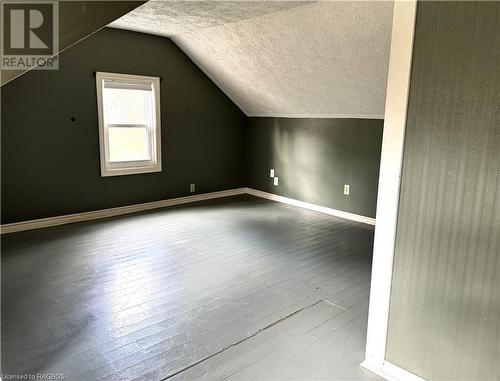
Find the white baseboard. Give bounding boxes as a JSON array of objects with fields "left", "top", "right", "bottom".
[
  {"left": 361, "top": 360, "right": 426, "bottom": 381},
  {"left": 0, "top": 188, "right": 246, "bottom": 234},
  {"left": 246, "top": 188, "right": 376, "bottom": 226},
  {"left": 1, "top": 187, "right": 375, "bottom": 234}
]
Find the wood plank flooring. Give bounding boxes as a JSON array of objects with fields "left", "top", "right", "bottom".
[{"left": 1, "top": 195, "right": 380, "bottom": 381}]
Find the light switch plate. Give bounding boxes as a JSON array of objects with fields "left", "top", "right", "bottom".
[
  {"left": 270, "top": 169, "right": 275, "bottom": 177},
  {"left": 344, "top": 184, "right": 350, "bottom": 195},
  {"left": 274, "top": 177, "right": 279, "bottom": 186},
  {"left": 190, "top": 183, "right": 195, "bottom": 193}
]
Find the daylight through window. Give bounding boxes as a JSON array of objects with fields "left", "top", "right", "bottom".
[{"left": 96, "top": 72, "right": 161, "bottom": 176}]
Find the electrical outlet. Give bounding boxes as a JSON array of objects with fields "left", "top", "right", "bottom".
[
  {"left": 274, "top": 177, "right": 279, "bottom": 186},
  {"left": 190, "top": 183, "right": 195, "bottom": 193},
  {"left": 270, "top": 169, "right": 275, "bottom": 177},
  {"left": 344, "top": 184, "right": 350, "bottom": 195}
]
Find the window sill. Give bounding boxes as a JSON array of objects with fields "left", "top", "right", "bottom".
[{"left": 101, "top": 165, "right": 162, "bottom": 177}]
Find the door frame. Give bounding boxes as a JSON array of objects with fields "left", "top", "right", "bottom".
[{"left": 360, "top": 2, "right": 424, "bottom": 381}]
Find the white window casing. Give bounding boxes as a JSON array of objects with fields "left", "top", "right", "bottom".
[{"left": 96, "top": 71, "right": 162, "bottom": 177}]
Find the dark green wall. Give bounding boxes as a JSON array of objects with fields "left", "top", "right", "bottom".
[
  {"left": 246, "top": 118, "right": 383, "bottom": 218},
  {"left": 1, "top": 28, "right": 385, "bottom": 224},
  {"left": 386, "top": 1, "right": 500, "bottom": 380},
  {"left": 1, "top": 28, "right": 246, "bottom": 224}
]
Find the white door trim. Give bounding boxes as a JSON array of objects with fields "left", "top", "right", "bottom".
[
  {"left": 363, "top": 0, "right": 420, "bottom": 378},
  {"left": 361, "top": 360, "right": 426, "bottom": 381}
]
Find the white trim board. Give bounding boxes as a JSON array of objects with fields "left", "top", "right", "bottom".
[
  {"left": 361, "top": 360, "right": 426, "bottom": 381},
  {"left": 363, "top": 1, "right": 420, "bottom": 381},
  {"left": 246, "top": 188, "right": 375, "bottom": 226},
  {"left": 0, "top": 188, "right": 246, "bottom": 234},
  {"left": 248, "top": 113, "right": 384, "bottom": 120},
  {"left": 1, "top": 187, "right": 375, "bottom": 234}
]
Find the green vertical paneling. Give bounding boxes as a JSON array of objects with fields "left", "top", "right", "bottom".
[{"left": 386, "top": 2, "right": 500, "bottom": 380}]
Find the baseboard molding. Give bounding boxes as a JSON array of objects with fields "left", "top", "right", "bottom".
[
  {"left": 245, "top": 188, "right": 376, "bottom": 226},
  {"left": 1, "top": 187, "right": 375, "bottom": 234},
  {"left": 361, "top": 360, "right": 426, "bottom": 381},
  {"left": 0, "top": 188, "right": 247, "bottom": 234}
]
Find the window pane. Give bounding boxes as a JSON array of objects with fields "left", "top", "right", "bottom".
[
  {"left": 96, "top": 73, "right": 161, "bottom": 176},
  {"left": 108, "top": 127, "right": 150, "bottom": 162},
  {"left": 103, "top": 87, "right": 153, "bottom": 125}
]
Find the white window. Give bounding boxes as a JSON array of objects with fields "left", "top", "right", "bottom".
[{"left": 96, "top": 72, "right": 162, "bottom": 177}]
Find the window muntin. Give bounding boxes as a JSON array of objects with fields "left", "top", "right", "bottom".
[{"left": 96, "top": 72, "right": 161, "bottom": 176}]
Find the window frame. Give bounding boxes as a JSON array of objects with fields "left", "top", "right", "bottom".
[{"left": 96, "top": 71, "right": 162, "bottom": 177}]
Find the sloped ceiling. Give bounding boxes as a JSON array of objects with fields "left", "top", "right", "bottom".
[
  {"left": 1, "top": 1, "right": 145, "bottom": 86},
  {"left": 110, "top": 1, "right": 393, "bottom": 117}
]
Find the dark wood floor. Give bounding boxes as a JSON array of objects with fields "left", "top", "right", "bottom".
[{"left": 1, "top": 195, "right": 380, "bottom": 381}]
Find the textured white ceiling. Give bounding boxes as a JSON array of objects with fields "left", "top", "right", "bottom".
[
  {"left": 110, "top": 1, "right": 310, "bottom": 36},
  {"left": 111, "top": 1, "right": 393, "bottom": 117}
]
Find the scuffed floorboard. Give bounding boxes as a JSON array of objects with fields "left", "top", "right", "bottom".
[
  {"left": 168, "top": 299, "right": 380, "bottom": 381},
  {"left": 2, "top": 195, "right": 379, "bottom": 380}
]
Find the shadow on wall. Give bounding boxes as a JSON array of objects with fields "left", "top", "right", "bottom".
[
  {"left": 246, "top": 117, "right": 383, "bottom": 218},
  {"left": 272, "top": 119, "right": 323, "bottom": 202}
]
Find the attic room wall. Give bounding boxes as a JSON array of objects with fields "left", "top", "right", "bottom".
[
  {"left": 1, "top": 28, "right": 246, "bottom": 224},
  {"left": 0, "top": 1, "right": 145, "bottom": 85},
  {"left": 246, "top": 118, "right": 383, "bottom": 218},
  {"left": 386, "top": 1, "right": 500, "bottom": 379}
]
